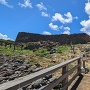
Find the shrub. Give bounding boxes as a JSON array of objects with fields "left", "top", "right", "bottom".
[
  {"left": 25, "top": 42, "right": 40, "bottom": 50},
  {"left": 34, "top": 48, "right": 49, "bottom": 57}
]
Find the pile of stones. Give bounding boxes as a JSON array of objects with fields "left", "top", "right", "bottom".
[
  {"left": 19, "top": 74, "right": 57, "bottom": 90},
  {"left": 25, "top": 41, "right": 60, "bottom": 51},
  {"left": 0, "top": 54, "right": 60, "bottom": 90},
  {"left": 0, "top": 54, "right": 42, "bottom": 84}
]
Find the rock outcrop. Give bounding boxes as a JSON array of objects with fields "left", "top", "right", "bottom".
[
  {"left": 0, "top": 54, "right": 42, "bottom": 84},
  {"left": 0, "top": 54, "right": 58, "bottom": 90},
  {"left": 15, "top": 32, "right": 90, "bottom": 44}
]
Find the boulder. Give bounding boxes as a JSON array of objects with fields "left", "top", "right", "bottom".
[
  {"left": 31, "top": 67, "right": 43, "bottom": 73},
  {"left": 44, "top": 74, "right": 52, "bottom": 80},
  {"left": 32, "top": 79, "right": 43, "bottom": 89}
]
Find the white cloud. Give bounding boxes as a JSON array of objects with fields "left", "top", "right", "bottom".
[
  {"left": 80, "top": 1, "right": 90, "bottom": 35},
  {"left": 49, "top": 23, "right": 59, "bottom": 30},
  {"left": 85, "top": 2, "right": 90, "bottom": 16},
  {"left": 63, "top": 27, "right": 70, "bottom": 31},
  {"left": 62, "top": 27, "right": 70, "bottom": 35},
  {"left": 52, "top": 12, "right": 73, "bottom": 24},
  {"left": 36, "top": 2, "right": 47, "bottom": 11},
  {"left": 80, "top": 19, "right": 90, "bottom": 35},
  {"left": 59, "top": 25, "right": 64, "bottom": 29},
  {"left": 42, "top": 31, "right": 51, "bottom": 35},
  {"left": 0, "top": 33, "right": 12, "bottom": 40},
  {"left": 73, "top": 16, "right": 78, "bottom": 19},
  {"left": 18, "top": 0, "right": 33, "bottom": 8},
  {"left": 0, "top": 0, "right": 13, "bottom": 8},
  {"left": 41, "top": 12, "right": 49, "bottom": 17},
  {"left": 62, "top": 30, "right": 70, "bottom": 35}
]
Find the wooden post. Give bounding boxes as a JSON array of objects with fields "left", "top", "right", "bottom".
[
  {"left": 21, "top": 44, "right": 23, "bottom": 51},
  {"left": 83, "top": 60, "right": 85, "bottom": 68},
  {"left": 0, "top": 42, "right": 2, "bottom": 46},
  {"left": 5, "top": 42, "right": 7, "bottom": 47},
  {"left": 77, "top": 58, "right": 81, "bottom": 75},
  {"left": 82, "top": 53, "right": 86, "bottom": 68},
  {"left": 13, "top": 44, "right": 16, "bottom": 51},
  {"left": 62, "top": 65, "right": 68, "bottom": 90},
  {"left": 10, "top": 43, "right": 12, "bottom": 48}
]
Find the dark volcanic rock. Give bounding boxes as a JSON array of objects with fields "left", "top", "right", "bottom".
[
  {"left": 44, "top": 74, "right": 52, "bottom": 80},
  {"left": 0, "top": 55, "right": 43, "bottom": 84},
  {"left": 15, "top": 32, "right": 90, "bottom": 44},
  {"left": 0, "top": 55, "right": 58, "bottom": 90},
  {"left": 32, "top": 79, "right": 43, "bottom": 89},
  {"left": 31, "top": 67, "right": 43, "bottom": 73}
]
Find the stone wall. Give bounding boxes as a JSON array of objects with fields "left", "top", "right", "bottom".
[{"left": 15, "top": 32, "right": 90, "bottom": 44}]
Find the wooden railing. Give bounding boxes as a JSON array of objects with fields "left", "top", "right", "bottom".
[{"left": 0, "top": 56, "right": 83, "bottom": 90}]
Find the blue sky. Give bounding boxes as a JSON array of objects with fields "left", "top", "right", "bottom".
[{"left": 0, "top": 0, "right": 90, "bottom": 40}]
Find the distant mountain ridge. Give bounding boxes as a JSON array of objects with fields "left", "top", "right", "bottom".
[{"left": 15, "top": 32, "right": 90, "bottom": 44}]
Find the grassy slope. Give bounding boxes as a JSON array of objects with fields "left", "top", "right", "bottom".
[
  {"left": 1, "top": 44, "right": 90, "bottom": 70},
  {"left": 0, "top": 44, "right": 80, "bottom": 68}
]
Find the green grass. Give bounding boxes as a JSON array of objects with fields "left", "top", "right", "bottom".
[
  {"left": 68, "top": 65, "right": 74, "bottom": 70},
  {"left": 0, "top": 46, "right": 14, "bottom": 55},
  {"left": 56, "top": 45, "right": 69, "bottom": 53},
  {"left": 29, "top": 60, "right": 37, "bottom": 65},
  {"left": 25, "top": 59, "right": 37, "bottom": 65},
  {"left": 53, "top": 83, "right": 62, "bottom": 89},
  {"left": 34, "top": 48, "right": 49, "bottom": 57},
  {"left": 47, "top": 64, "right": 54, "bottom": 68},
  {"left": 0, "top": 45, "right": 69, "bottom": 56},
  {"left": 0, "top": 45, "right": 33, "bottom": 55}
]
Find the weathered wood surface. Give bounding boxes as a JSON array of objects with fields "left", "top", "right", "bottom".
[
  {"left": 41, "top": 64, "right": 81, "bottom": 90},
  {"left": 0, "top": 56, "right": 82, "bottom": 90}
]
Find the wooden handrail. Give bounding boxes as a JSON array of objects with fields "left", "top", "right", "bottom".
[
  {"left": 0, "top": 56, "right": 82, "bottom": 90},
  {"left": 41, "top": 64, "right": 81, "bottom": 90}
]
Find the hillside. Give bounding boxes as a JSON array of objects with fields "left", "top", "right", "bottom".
[
  {"left": 1, "top": 38, "right": 90, "bottom": 89},
  {"left": 15, "top": 32, "right": 90, "bottom": 44}
]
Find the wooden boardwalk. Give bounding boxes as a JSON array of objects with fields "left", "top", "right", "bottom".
[
  {"left": 0, "top": 56, "right": 82, "bottom": 90},
  {"left": 0, "top": 55, "right": 89, "bottom": 90}
]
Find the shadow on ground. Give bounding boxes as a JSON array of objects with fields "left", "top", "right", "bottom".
[{"left": 70, "top": 74, "right": 84, "bottom": 90}]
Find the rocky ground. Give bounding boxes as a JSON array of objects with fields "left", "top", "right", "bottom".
[
  {"left": 0, "top": 44, "right": 90, "bottom": 90},
  {"left": 0, "top": 54, "right": 59, "bottom": 90},
  {"left": 0, "top": 55, "right": 41, "bottom": 82}
]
